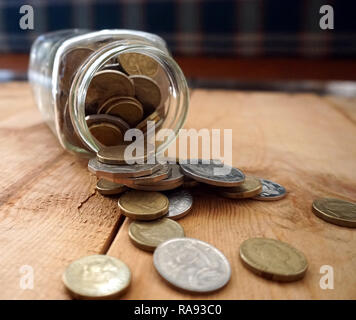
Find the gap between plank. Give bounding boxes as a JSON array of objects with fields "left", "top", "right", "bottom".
[{"left": 100, "top": 214, "right": 126, "bottom": 254}]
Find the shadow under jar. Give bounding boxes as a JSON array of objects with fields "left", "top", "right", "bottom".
[{"left": 29, "top": 29, "right": 189, "bottom": 158}]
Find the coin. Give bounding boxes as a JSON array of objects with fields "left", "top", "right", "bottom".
[
  {"left": 59, "top": 47, "right": 94, "bottom": 94},
  {"left": 125, "top": 164, "right": 171, "bottom": 185},
  {"left": 118, "top": 52, "right": 158, "bottom": 77},
  {"left": 136, "top": 111, "right": 161, "bottom": 133},
  {"left": 130, "top": 75, "right": 162, "bottom": 109},
  {"left": 118, "top": 190, "right": 169, "bottom": 220},
  {"left": 88, "top": 158, "right": 161, "bottom": 179},
  {"left": 85, "top": 70, "right": 135, "bottom": 112},
  {"left": 88, "top": 123, "right": 123, "bottom": 147},
  {"left": 129, "top": 164, "right": 184, "bottom": 191},
  {"left": 98, "top": 96, "right": 142, "bottom": 114},
  {"left": 128, "top": 179, "right": 183, "bottom": 192},
  {"left": 240, "top": 238, "right": 308, "bottom": 282},
  {"left": 180, "top": 160, "right": 245, "bottom": 187},
  {"left": 153, "top": 238, "right": 231, "bottom": 293},
  {"left": 312, "top": 198, "right": 356, "bottom": 228},
  {"left": 218, "top": 176, "right": 262, "bottom": 199},
  {"left": 165, "top": 189, "right": 193, "bottom": 220},
  {"left": 96, "top": 178, "right": 127, "bottom": 196},
  {"left": 253, "top": 179, "right": 287, "bottom": 201},
  {"left": 62, "top": 255, "right": 131, "bottom": 299},
  {"left": 129, "top": 218, "right": 184, "bottom": 251},
  {"left": 86, "top": 114, "right": 130, "bottom": 134},
  {"left": 105, "top": 100, "right": 143, "bottom": 126},
  {"left": 96, "top": 144, "right": 154, "bottom": 165}
]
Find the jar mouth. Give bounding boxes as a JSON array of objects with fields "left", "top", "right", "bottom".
[{"left": 69, "top": 41, "right": 189, "bottom": 158}]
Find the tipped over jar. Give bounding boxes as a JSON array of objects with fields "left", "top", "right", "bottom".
[{"left": 29, "top": 29, "right": 189, "bottom": 157}]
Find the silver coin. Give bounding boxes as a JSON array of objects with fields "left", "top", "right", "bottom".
[
  {"left": 165, "top": 189, "right": 193, "bottom": 220},
  {"left": 253, "top": 179, "right": 287, "bottom": 201},
  {"left": 88, "top": 158, "right": 161, "bottom": 179},
  {"left": 153, "top": 238, "right": 231, "bottom": 293},
  {"left": 180, "top": 160, "right": 245, "bottom": 187}
]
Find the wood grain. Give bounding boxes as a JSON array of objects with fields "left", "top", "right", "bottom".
[
  {"left": 108, "top": 90, "right": 356, "bottom": 299},
  {"left": 0, "top": 82, "right": 123, "bottom": 299},
  {"left": 0, "top": 83, "right": 355, "bottom": 299}
]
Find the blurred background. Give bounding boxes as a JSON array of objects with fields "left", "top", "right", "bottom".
[{"left": 1, "top": 0, "right": 356, "bottom": 94}]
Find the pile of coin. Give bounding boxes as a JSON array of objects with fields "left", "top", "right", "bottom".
[
  {"left": 63, "top": 145, "right": 356, "bottom": 299},
  {"left": 83, "top": 52, "right": 167, "bottom": 148},
  {"left": 58, "top": 49, "right": 167, "bottom": 149},
  {"left": 60, "top": 51, "right": 356, "bottom": 300}
]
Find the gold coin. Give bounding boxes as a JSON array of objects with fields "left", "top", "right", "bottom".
[
  {"left": 62, "top": 255, "right": 131, "bottom": 299},
  {"left": 118, "top": 53, "right": 158, "bottom": 77},
  {"left": 128, "top": 179, "right": 183, "bottom": 192},
  {"left": 118, "top": 190, "right": 169, "bottom": 220},
  {"left": 97, "top": 96, "right": 141, "bottom": 114},
  {"left": 106, "top": 100, "right": 143, "bottom": 126},
  {"left": 96, "top": 178, "right": 127, "bottom": 196},
  {"left": 128, "top": 218, "right": 184, "bottom": 251},
  {"left": 240, "top": 238, "right": 308, "bottom": 282},
  {"left": 218, "top": 176, "right": 262, "bottom": 199},
  {"left": 85, "top": 70, "right": 135, "bottom": 112},
  {"left": 86, "top": 114, "right": 130, "bottom": 134},
  {"left": 136, "top": 111, "right": 161, "bottom": 133},
  {"left": 59, "top": 47, "right": 94, "bottom": 94},
  {"left": 130, "top": 75, "right": 162, "bottom": 109},
  {"left": 89, "top": 123, "right": 123, "bottom": 147},
  {"left": 312, "top": 198, "right": 356, "bottom": 228}
]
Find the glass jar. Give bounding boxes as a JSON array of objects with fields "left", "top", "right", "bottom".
[{"left": 29, "top": 29, "right": 189, "bottom": 157}]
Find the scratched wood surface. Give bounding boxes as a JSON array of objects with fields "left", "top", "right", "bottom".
[{"left": 0, "top": 82, "right": 355, "bottom": 299}]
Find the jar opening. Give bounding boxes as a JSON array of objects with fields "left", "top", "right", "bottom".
[{"left": 69, "top": 41, "right": 189, "bottom": 159}]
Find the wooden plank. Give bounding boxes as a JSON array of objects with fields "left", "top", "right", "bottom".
[
  {"left": 107, "top": 90, "right": 356, "bottom": 299},
  {"left": 0, "top": 82, "right": 123, "bottom": 299}
]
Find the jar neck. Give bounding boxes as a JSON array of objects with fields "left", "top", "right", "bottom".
[{"left": 69, "top": 41, "right": 189, "bottom": 156}]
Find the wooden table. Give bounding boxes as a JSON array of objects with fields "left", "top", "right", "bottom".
[{"left": 0, "top": 82, "right": 355, "bottom": 299}]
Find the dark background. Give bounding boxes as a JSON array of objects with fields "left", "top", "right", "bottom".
[{"left": 1, "top": 0, "right": 356, "bottom": 85}]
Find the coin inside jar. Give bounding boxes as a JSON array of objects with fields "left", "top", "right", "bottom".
[
  {"left": 59, "top": 47, "right": 94, "bottom": 94},
  {"left": 130, "top": 75, "right": 162, "bottom": 110},
  {"left": 88, "top": 122, "right": 123, "bottom": 147},
  {"left": 62, "top": 255, "right": 131, "bottom": 299},
  {"left": 118, "top": 190, "right": 169, "bottom": 220},
  {"left": 85, "top": 70, "right": 135, "bottom": 113},
  {"left": 129, "top": 218, "right": 185, "bottom": 251},
  {"left": 86, "top": 114, "right": 130, "bottom": 134},
  {"left": 105, "top": 99, "right": 143, "bottom": 126},
  {"left": 239, "top": 238, "right": 308, "bottom": 282},
  {"left": 118, "top": 52, "right": 159, "bottom": 77}
]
